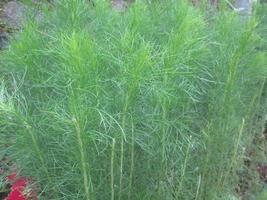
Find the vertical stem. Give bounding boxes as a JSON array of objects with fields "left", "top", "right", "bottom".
[
  {"left": 73, "top": 117, "right": 91, "bottom": 200},
  {"left": 195, "top": 175, "right": 202, "bottom": 200},
  {"left": 119, "top": 95, "right": 129, "bottom": 200},
  {"left": 23, "top": 121, "right": 59, "bottom": 198},
  {"left": 222, "top": 118, "right": 245, "bottom": 187},
  {"left": 111, "top": 139, "right": 116, "bottom": 200},
  {"left": 119, "top": 139, "right": 124, "bottom": 200},
  {"left": 26, "top": 124, "right": 49, "bottom": 178},
  {"left": 157, "top": 74, "right": 169, "bottom": 196},
  {"left": 175, "top": 136, "right": 191, "bottom": 198},
  {"left": 128, "top": 120, "right": 135, "bottom": 200}
]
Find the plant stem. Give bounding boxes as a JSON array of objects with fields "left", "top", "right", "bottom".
[
  {"left": 119, "top": 95, "right": 129, "bottom": 200},
  {"left": 111, "top": 138, "right": 116, "bottom": 200},
  {"left": 73, "top": 117, "right": 91, "bottom": 200},
  {"left": 175, "top": 136, "right": 191, "bottom": 198},
  {"left": 128, "top": 120, "right": 135, "bottom": 200}
]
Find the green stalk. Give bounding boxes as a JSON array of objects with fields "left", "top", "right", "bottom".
[
  {"left": 128, "top": 120, "right": 135, "bottom": 200},
  {"left": 221, "top": 118, "right": 245, "bottom": 187},
  {"left": 111, "top": 139, "right": 116, "bottom": 200},
  {"left": 73, "top": 117, "right": 91, "bottom": 200},
  {"left": 174, "top": 136, "right": 191, "bottom": 198},
  {"left": 13, "top": 112, "right": 59, "bottom": 198},
  {"left": 194, "top": 175, "right": 202, "bottom": 200},
  {"left": 156, "top": 72, "right": 169, "bottom": 196},
  {"left": 25, "top": 123, "right": 58, "bottom": 197},
  {"left": 119, "top": 94, "right": 129, "bottom": 200}
]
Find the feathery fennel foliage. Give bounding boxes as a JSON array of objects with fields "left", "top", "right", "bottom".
[{"left": 0, "top": 0, "right": 266, "bottom": 199}]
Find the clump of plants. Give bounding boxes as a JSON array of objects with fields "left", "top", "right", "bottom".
[{"left": 0, "top": 0, "right": 266, "bottom": 199}]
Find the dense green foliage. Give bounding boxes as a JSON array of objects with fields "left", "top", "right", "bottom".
[{"left": 0, "top": 0, "right": 266, "bottom": 199}]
